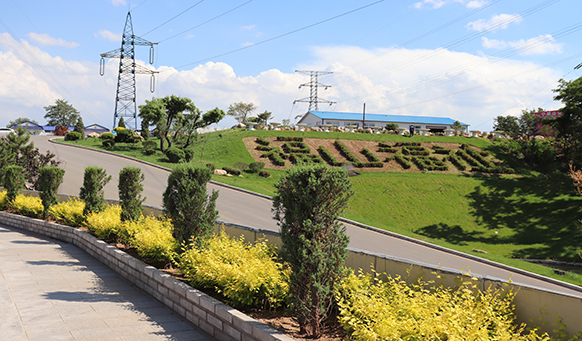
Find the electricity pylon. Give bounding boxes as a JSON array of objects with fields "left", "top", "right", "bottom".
[
  {"left": 293, "top": 70, "right": 336, "bottom": 115},
  {"left": 100, "top": 11, "right": 158, "bottom": 130}
]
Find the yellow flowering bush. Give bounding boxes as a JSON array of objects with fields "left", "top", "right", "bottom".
[
  {"left": 11, "top": 195, "right": 43, "bottom": 218},
  {"left": 179, "top": 231, "right": 289, "bottom": 309},
  {"left": 85, "top": 204, "right": 121, "bottom": 241},
  {"left": 0, "top": 190, "right": 7, "bottom": 210},
  {"left": 118, "top": 216, "right": 177, "bottom": 263},
  {"left": 49, "top": 198, "right": 85, "bottom": 227},
  {"left": 335, "top": 270, "right": 550, "bottom": 341}
]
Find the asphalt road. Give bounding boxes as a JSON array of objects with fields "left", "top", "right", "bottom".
[{"left": 30, "top": 136, "right": 582, "bottom": 298}]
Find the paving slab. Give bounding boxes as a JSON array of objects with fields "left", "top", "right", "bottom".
[{"left": 0, "top": 224, "right": 215, "bottom": 341}]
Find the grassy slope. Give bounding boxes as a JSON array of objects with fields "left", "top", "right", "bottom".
[{"left": 63, "top": 130, "right": 582, "bottom": 285}]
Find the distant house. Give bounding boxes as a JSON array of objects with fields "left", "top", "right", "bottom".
[
  {"left": 10, "top": 121, "right": 46, "bottom": 135},
  {"left": 84, "top": 124, "right": 110, "bottom": 135},
  {"left": 297, "top": 111, "right": 469, "bottom": 133}
]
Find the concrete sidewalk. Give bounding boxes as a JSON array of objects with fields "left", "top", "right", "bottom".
[{"left": 0, "top": 224, "right": 214, "bottom": 341}]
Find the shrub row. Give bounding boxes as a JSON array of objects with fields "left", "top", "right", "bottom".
[
  {"left": 289, "top": 153, "right": 323, "bottom": 165},
  {"left": 361, "top": 148, "right": 381, "bottom": 163},
  {"left": 276, "top": 136, "right": 303, "bottom": 142},
  {"left": 334, "top": 140, "right": 361, "bottom": 165},
  {"left": 432, "top": 145, "right": 452, "bottom": 155},
  {"left": 255, "top": 137, "right": 270, "bottom": 146},
  {"left": 394, "top": 141, "right": 421, "bottom": 147},
  {"left": 282, "top": 141, "right": 310, "bottom": 154},
  {"left": 394, "top": 153, "right": 412, "bottom": 169},
  {"left": 317, "top": 146, "right": 343, "bottom": 167},
  {"left": 378, "top": 147, "right": 398, "bottom": 153},
  {"left": 463, "top": 146, "right": 492, "bottom": 166},
  {"left": 447, "top": 154, "right": 468, "bottom": 171},
  {"left": 412, "top": 156, "right": 448, "bottom": 171},
  {"left": 402, "top": 146, "right": 430, "bottom": 156},
  {"left": 378, "top": 142, "right": 393, "bottom": 148},
  {"left": 255, "top": 145, "right": 274, "bottom": 152},
  {"left": 262, "top": 149, "right": 286, "bottom": 166}
]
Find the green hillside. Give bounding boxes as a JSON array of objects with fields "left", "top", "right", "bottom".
[{"left": 64, "top": 129, "right": 582, "bottom": 285}]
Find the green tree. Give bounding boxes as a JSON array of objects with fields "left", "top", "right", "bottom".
[
  {"left": 227, "top": 102, "right": 257, "bottom": 124},
  {"left": 74, "top": 116, "right": 85, "bottom": 138},
  {"left": 518, "top": 108, "right": 542, "bottom": 136},
  {"left": 43, "top": 99, "right": 80, "bottom": 126},
  {"left": 117, "top": 116, "right": 126, "bottom": 128},
  {"left": 162, "top": 164, "right": 218, "bottom": 249},
  {"left": 38, "top": 166, "right": 65, "bottom": 217},
  {"left": 139, "top": 96, "right": 224, "bottom": 153},
  {"left": 553, "top": 77, "right": 582, "bottom": 166},
  {"left": 79, "top": 166, "right": 111, "bottom": 216},
  {"left": 7, "top": 117, "right": 39, "bottom": 128},
  {"left": 452, "top": 120, "right": 464, "bottom": 133},
  {"left": 4, "top": 165, "right": 25, "bottom": 204},
  {"left": 493, "top": 115, "right": 519, "bottom": 136},
  {"left": 272, "top": 164, "right": 354, "bottom": 338},
  {"left": 257, "top": 110, "right": 273, "bottom": 126},
  {"left": 118, "top": 167, "right": 145, "bottom": 222}
]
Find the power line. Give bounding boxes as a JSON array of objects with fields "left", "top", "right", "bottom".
[
  {"left": 172, "top": 0, "right": 385, "bottom": 70},
  {"left": 159, "top": 0, "right": 253, "bottom": 43},
  {"left": 140, "top": 0, "right": 204, "bottom": 37}
]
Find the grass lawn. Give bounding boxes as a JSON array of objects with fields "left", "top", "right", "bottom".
[{"left": 62, "top": 130, "right": 582, "bottom": 285}]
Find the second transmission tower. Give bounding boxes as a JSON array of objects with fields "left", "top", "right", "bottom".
[
  {"left": 293, "top": 70, "right": 336, "bottom": 112},
  {"left": 99, "top": 12, "right": 158, "bottom": 131}
]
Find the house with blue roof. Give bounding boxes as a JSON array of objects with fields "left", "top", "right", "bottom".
[
  {"left": 10, "top": 121, "right": 109, "bottom": 136},
  {"left": 297, "top": 111, "right": 469, "bottom": 133}
]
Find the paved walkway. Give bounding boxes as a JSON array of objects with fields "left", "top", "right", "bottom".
[{"left": 0, "top": 224, "right": 214, "bottom": 341}]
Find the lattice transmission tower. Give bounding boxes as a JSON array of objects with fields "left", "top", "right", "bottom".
[
  {"left": 293, "top": 70, "right": 336, "bottom": 112},
  {"left": 100, "top": 11, "right": 158, "bottom": 130}
]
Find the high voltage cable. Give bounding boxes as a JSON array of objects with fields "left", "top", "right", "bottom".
[
  {"left": 335, "top": 0, "right": 560, "bottom": 92},
  {"left": 172, "top": 0, "right": 385, "bottom": 70},
  {"left": 370, "top": 51, "right": 582, "bottom": 114},
  {"left": 350, "top": 0, "right": 501, "bottom": 69},
  {"left": 9, "top": 0, "right": 104, "bottom": 122},
  {"left": 382, "top": 21, "right": 582, "bottom": 98},
  {"left": 158, "top": 0, "right": 253, "bottom": 43},
  {"left": 0, "top": 18, "right": 99, "bottom": 122},
  {"left": 140, "top": 0, "right": 204, "bottom": 37}
]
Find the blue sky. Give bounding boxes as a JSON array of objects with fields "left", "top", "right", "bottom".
[{"left": 1, "top": 0, "right": 581, "bottom": 131}]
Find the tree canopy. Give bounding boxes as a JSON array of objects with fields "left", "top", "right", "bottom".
[
  {"left": 139, "top": 95, "right": 224, "bottom": 152},
  {"left": 227, "top": 102, "right": 257, "bottom": 124},
  {"left": 7, "top": 117, "right": 39, "bottom": 128},
  {"left": 552, "top": 77, "right": 582, "bottom": 166},
  {"left": 44, "top": 99, "right": 80, "bottom": 126}
]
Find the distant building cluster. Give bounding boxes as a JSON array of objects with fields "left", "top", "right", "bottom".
[{"left": 10, "top": 121, "right": 110, "bottom": 136}]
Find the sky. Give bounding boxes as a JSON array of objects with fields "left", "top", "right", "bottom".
[{"left": 1, "top": 0, "right": 582, "bottom": 132}]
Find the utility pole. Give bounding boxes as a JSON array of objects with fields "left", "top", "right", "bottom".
[
  {"left": 293, "top": 70, "right": 336, "bottom": 114},
  {"left": 100, "top": 12, "right": 158, "bottom": 131}
]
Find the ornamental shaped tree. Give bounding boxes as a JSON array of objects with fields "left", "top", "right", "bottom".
[
  {"left": 118, "top": 166, "right": 145, "bottom": 222},
  {"left": 38, "top": 166, "right": 65, "bottom": 216},
  {"left": 79, "top": 166, "right": 111, "bottom": 216},
  {"left": 162, "top": 164, "right": 218, "bottom": 249},
  {"left": 272, "top": 164, "right": 354, "bottom": 338}
]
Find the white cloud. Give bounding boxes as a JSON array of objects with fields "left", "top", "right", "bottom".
[
  {"left": 111, "top": 0, "right": 127, "bottom": 6},
  {"left": 414, "top": 0, "right": 489, "bottom": 9},
  {"left": 240, "top": 25, "right": 256, "bottom": 30},
  {"left": 241, "top": 42, "right": 255, "bottom": 47},
  {"left": 26, "top": 33, "right": 79, "bottom": 48},
  {"left": 0, "top": 33, "right": 562, "bottom": 132},
  {"left": 185, "top": 34, "right": 195, "bottom": 40},
  {"left": 482, "top": 34, "right": 564, "bottom": 55},
  {"left": 466, "top": 14, "right": 522, "bottom": 32},
  {"left": 94, "top": 30, "right": 121, "bottom": 42}
]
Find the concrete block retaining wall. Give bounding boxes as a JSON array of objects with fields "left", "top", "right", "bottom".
[{"left": 0, "top": 211, "right": 293, "bottom": 341}]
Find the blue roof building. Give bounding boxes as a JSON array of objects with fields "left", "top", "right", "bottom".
[{"left": 297, "top": 111, "right": 469, "bottom": 132}]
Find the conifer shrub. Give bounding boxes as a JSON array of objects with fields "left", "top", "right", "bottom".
[
  {"left": 11, "top": 194, "right": 43, "bottom": 217},
  {"left": 142, "top": 139, "right": 157, "bottom": 155},
  {"left": 234, "top": 162, "right": 248, "bottom": 172},
  {"left": 222, "top": 166, "right": 241, "bottom": 176},
  {"left": 49, "top": 198, "right": 85, "bottom": 227},
  {"left": 163, "top": 164, "right": 218, "bottom": 249},
  {"left": 259, "top": 170, "right": 271, "bottom": 178},
  {"left": 114, "top": 128, "right": 133, "bottom": 143},
  {"left": 100, "top": 132, "right": 114, "bottom": 140},
  {"left": 4, "top": 165, "right": 24, "bottom": 204},
  {"left": 85, "top": 204, "right": 122, "bottom": 241},
  {"left": 179, "top": 231, "right": 289, "bottom": 309},
  {"left": 79, "top": 166, "right": 111, "bottom": 216},
  {"left": 248, "top": 162, "right": 265, "bottom": 173},
  {"left": 273, "top": 165, "right": 353, "bottom": 338},
  {"left": 64, "top": 131, "right": 82, "bottom": 141},
  {"left": 118, "top": 166, "right": 145, "bottom": 222},
  {"left": 165, "top": 147, "right": 185, "bottom": 163},
  {"left": 102, "top": 139, "right": 115, "bottom": 148},
  {"left": 38, "top": 166, "right": 65, "bottom": 216},
  {"left": 335, "top": 270, "right": 549, "bottom": 341},
  {"left": 183, "top": 148, "right": 195, "bottom": 162},
  {"left": 206, "top": 163, "right": 216, "bottom": 171}
]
